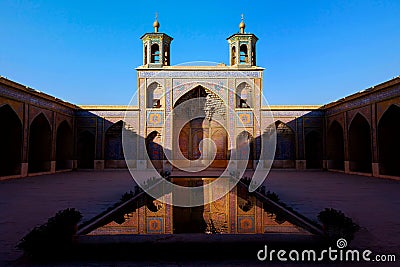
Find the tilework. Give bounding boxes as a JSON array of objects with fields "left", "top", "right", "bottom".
[
  {"left": 236, "top": 111, "right": 253, "bottom": 127},
  {"left": 172, "top": 79, "right": 227, "bottom": 105},
  {"left": 377, "top": 100, "right": 400, "bottom": 121},
  {"left": 326, "top": 84, "right": 400, "bottom": 116},
  {"left": 146, "top": 217, "right": 164, "bottom": 233},
  {"left": 256, "top": 199, "right": 263, "bottom": 233},
  {"left": 0, "top": 84, "right": 74, "bottom": 115},
  {"left": 228, "top": 79, "right": 235, "bottom": 150},
  {"left": 237, "top": 216, "right": 255, "bottom": 233},
  {"left": 96, "top": 118, "right": 103, "bottom": 159},
  {"left": 139, "top": 70, "right": 262, "bottom": 78},
  {"left": 147, "top": 111, "right": 164, "bottom": 127},
  {"left": 229, "top": 187, "right": 236, "bottom": 233}
]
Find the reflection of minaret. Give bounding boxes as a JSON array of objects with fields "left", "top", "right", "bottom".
[{"left": 141, "top": 13, "right": 173, "bottom": 67}]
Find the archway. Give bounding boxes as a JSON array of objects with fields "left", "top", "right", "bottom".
[
  {"left": 56, "top": 121, "right": 73, "bottom": 170},
  {"left": 105, "top": 121, "right": 125, "bottom": 168},
  {"left": 77, "top": 130, "right": 95, "bottom": 169},
  {"left": 274, "top": 121, "right": 295, "bottom": 168},
  {"left": 305, "top": 130, "right": 323, "bottom": 169},
  {"left": 173, "top": 85, "right": 228, "bottom": 169},
  {"left": 378, "top": 105, "right": 400, "bottom": 176},
  {"left": 348, "top": 113, "right": 372, "bottom": 173},
  {"left": 236, "top": 82, "right": 252, "bottom": 108},
  {"left": 0, "top": 105, "right": 22, "bottom": 176},
  {"left": 147, "top": 82, "right": 162, "bottom": 108},
  {"left": 236, "top": 131, "right": 254, "bottom": 169},
  {"left": 29, "top": 113, "right": 52, "bottom": 173},
  {"left": 327, "top": 121, "right": 344, "bottom": 170},
  {"left": 146, "top": 131, "right": 163, "bottom": 170}
]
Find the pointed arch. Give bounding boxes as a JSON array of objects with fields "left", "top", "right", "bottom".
[
  {"left": 378, "top": 104, "right": 400, "bottom": 176},
  {"left": 146, "top": 130, "right": 163, "bottom": 170},
  {"left": 348, "top": 113, "right": 372, "bottom": 172},
  {"left": 77, "top": 130, "right": 95, "bottom": 169},
  {"left": 348, "top": 111, "right": 370, "bottom": 129},
  {"left": 144, "top": 44, "right": 148, "bottom": 65},
  {"left": 239, "top": 44, "right": 248, "bottom": 64},
  {"left": 173, "top": 86, "right": 228, "bottom": 169},
  {"left": 236, "top": 130, "right": 254, "bottom": 169},
  {"left": 29, "top": 113, "right": 52, "bottom": 173},
  {"left": 147, "top": 82, "right": 162, "bottom": 108},
  {"left": 150, "top": 43, "right": 160, "bottom": 63},
  {"left": 305, "top": 130, "right": 323, "bottom": 169},
  {"left": 274, "top": 121, "right": 295, "bottom": 167},
  {"left": 105, "top": 120, "right": 125, "bottom": 168},
  {"left": 0, "top": 105, "right": 22, "bottom": 176},
  {"left": 327, "top": 120, "right": 344, "bottom": 170},
  {"left": 56, "top": 120, "right": 73, "bottom": 170},
  {"left": 231, "top": 46, "right": 236, "bottom": 65},
  {"left": 236, "top": 82, "right": 252, "bottom": 108}
]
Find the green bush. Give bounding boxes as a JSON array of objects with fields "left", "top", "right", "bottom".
[
  {"left": 318, "top": 208, "right": 360, "bottom": 243},
  {"left": 18, "top": 208, "right": 82, "bottom": 258}
]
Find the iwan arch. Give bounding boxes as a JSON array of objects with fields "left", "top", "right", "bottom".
[{"left": 0, "top": 18, "right": 400, "bottom": 180}]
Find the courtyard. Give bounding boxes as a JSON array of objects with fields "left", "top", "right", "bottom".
[{"left": 0, "top": 170, "right": 399, "bottom": 265}]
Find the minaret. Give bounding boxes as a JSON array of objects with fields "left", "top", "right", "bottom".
[
  {"left": 140, "top": 13, "right": 173, "bottom": 67},
  {"left": 227, "top": 14, "right": 258, "bottom": 67}
]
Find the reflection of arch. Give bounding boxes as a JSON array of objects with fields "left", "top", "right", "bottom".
[
  {"left": 236, "top": 82, "right": 252, "bottom": 108},
  {"left": 0, "top": 105, "right": 22, "bottom": 176},
  {"left": 274, "top": 121, "right": 295, "bottom": 168},
  {"left": 378, "top": 104, "right": 400, "bottom": 176},
  {"left": 29, "top": 113, "right": 52, "bottom": 173},
  {"left": 105, "top": 121, "right": 124, "bottom": 161},
  {"left": 77, "top": 130, "right": 95, "bottom": 169},
  {"left": 236, "top": 131, "right": 254, "bottom": 169},
  {"left": 56, "top": 121, "right": 73, "bottom": 170},
  {"left": 327, "top": 121, "right": 344, "bottom": 170},
  {"left": 146, "top": 131, "right": 163, "bottom": 170},
  {"left": 305, "top": 130, "right": 322, "bottom": 169},
  {"left": 348, "top": 113, "right": 372, "bottom": 173},
  {"left": 151, "top": 43, "right": 160, "bottom": 63},
  {"left": 147, "top": 82, "right": 162, "bottom": 108}
]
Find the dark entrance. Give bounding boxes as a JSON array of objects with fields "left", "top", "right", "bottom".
[
  {"left": 348, "top": 114, "right": 372, "bottom": 173},
  {"left": 77, "top": 130, "right": 95, "bottom": 169},
  {"left": 172, "top": 179, "right": 207, "bottom": 233},
  {"left": 378, "top": 105, "right": 400, "bottom": 176},
  {"left": 305, "top": 130, "right": 323, "bottom": 169},
  {"left": 28, "top": 113, "right": 52, "bottom": 173},
  {"left": 56, "top": 121, "right": 73, "bottom": 170},
  {"left": 327, "top": 121, "right": 344, "bottom": 170},
  {"left": 0, "top": 105, "right": 22, "bottom": 176}
]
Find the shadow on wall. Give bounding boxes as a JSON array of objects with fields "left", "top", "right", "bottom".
[
  {"left": 326, "top": 104, "right": 400, "bottom": 176},
  {"left": 1, "top": 103, "right": 399, "bottom": 177}
]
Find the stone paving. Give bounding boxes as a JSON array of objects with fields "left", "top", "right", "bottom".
[{"left": 0, "top": 169, "right": 399, "bottom": 266}]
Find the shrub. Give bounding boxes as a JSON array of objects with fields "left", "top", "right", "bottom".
[
  {"left": 318, "top": 208, "right": 360, "bottom": 243},
  {"left": 18, "top": 208, "right": 82, "bottom": 258}
]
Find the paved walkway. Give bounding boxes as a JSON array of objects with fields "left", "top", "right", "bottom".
[
  {"left": 264, "top": 170, "right": 400, "bottom": 255},
  {"left": 0, "top": 170, "right": 399, "bottom": 265}
]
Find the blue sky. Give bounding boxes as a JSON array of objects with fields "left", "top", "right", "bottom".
[{"left": 1, "top": 0, "right": 399, "bottom": 105}]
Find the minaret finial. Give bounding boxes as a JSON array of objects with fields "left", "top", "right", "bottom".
[
  {"left": 239, "top": 14, "right": 245, "bottom": 34},
  {"left": 153, "top": 12, "right": 160, "bottom": 33}
]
